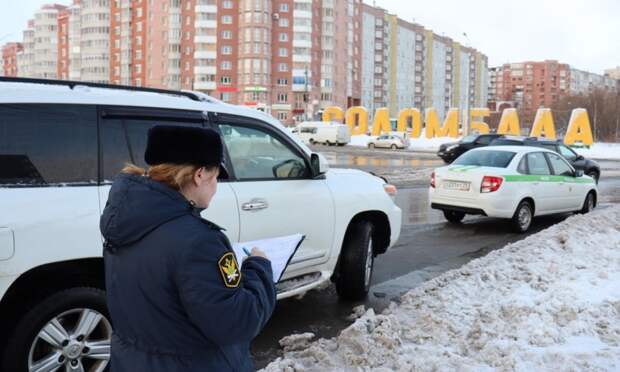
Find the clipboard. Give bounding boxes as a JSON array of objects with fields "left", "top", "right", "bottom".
[{"left": 232, "top": 234, "right": 306, "bottom": 283}]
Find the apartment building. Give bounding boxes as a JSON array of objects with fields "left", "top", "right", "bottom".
[
  {"left": 1, "top": 43, "right": 23, "bottom": 77},
  {"left": 360, "top": 4, "right": 488, "bottom": 119},
  {"left": 570, "top": 68, "right": 617, "bottom": 95},
  {"left": 491, "top": 60, "right": 618, "bottom": 121}
]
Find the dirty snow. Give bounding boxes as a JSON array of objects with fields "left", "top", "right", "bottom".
[{"left": 262, "top": 206, "right": 620, "bottom": 372}]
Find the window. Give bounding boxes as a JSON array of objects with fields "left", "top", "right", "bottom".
[
  {"left": 526, "top": 152, "right": 551, "bottom": 175},
  {"left": 221, "top": 61, "right": 232, "bottom": 70},
  {"left": 0, "top": 104, "right": 97, "bottom": 186},
  {"left": 100, "top": 113, "right": 204, "bottom": 182},
  {"left": 221, "top": 45, "right": 232, "bottom": 55},
  {"left": 278, "top": 48, "right": 288, "bottom": 57},
  {"left": 517, "top": 156, "right": 528, "bottom": 174},
  {"left": 222, "top": 15, "right": 232, "bottom": 24},
  {"left": 222, "top": 30, "right": 232, "bottom": 39},
  {"left": 558, "top": 145, "right": 577, "bottom": 161},
  {"left": 220, "top": 76, "right": 232, "bottom": 84},
  {"left": 279, "top": 33, "right": 288, "bottom": 42},
  {"left": 278, "top": 63, "right": 288, "bottom": 72},
  {"left": 453, "top": 150, "right": 516, "bottom": 168},
  {"left": 546, "top": 153, "right": 573, "bottom": 176},
  {"left": 223, "top": 0, "right": 233, "bottom": 9},
  {"left": 279, "top": 3, "right": 288, "bottom": 12},
  {"left": 219, "top": 122, "right": 307, "bottom": 180},
  {"left": 278, "top": 18, "right": 289, "bottom": 27}
]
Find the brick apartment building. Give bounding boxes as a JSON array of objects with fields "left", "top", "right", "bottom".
[
  {"left": 1, "top": 43, "right": 23, "bottom": 77},
  {"left": 489, "top": 60, "right": 618, "bottom": 121}
]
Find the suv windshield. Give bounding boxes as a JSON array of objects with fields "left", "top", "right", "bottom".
[{"left": 453, "top": 150, "right": 516, "bottom": 168}]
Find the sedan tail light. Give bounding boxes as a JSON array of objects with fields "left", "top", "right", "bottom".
[
  {"left": 430, "top": 172, "right": 436, "bottom": 188},
  {"left": 481, "top": 176, "right": 503, "bottom": 193}
]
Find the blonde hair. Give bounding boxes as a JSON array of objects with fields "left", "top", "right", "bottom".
[{"left": 122, "top": 163, "right": 215, "bottom": 191}]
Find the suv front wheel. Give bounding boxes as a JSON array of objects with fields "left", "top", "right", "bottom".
[
  {"left": 335, "top": 220, "right": 374, "bottom": 301},
  {"left": 3, "top": 287, "right": 112, "bottom": 372}
]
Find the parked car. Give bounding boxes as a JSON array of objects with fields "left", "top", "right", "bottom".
[
  {"left": 489, "top": 136, "right": 601, "bottom": 183},
  {"left": 437, "top": 133, "right": 504, "bottom": 163},
  {"left": 291, "top": 121, "right": 351, "bottom": 146},
  {"left": 0, "top": 77, "right": 402, "bottom": 371},
  {"left": 368, "top": 134, "right": 408, "bottom": 150},
  {"left": 430, "top": 146, "right": 597, "bottom": 232}
]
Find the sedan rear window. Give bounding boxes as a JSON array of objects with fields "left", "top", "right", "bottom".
[{"left": 453, "top": 150, "right": 516, "bottom": 168}]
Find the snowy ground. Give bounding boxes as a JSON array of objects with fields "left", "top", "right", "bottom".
[
  {"left": 262, "top": 205, "right": 620, "bottom": 372},
  {"left": 349, "top": 134, "right": 620, "bottom": 160}
]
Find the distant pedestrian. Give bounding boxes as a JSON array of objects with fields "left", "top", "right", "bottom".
[{"left": 101, "top": 125, "right": 276, "bottom": 371}]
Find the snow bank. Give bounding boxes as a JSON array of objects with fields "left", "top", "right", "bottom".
[
  {"left": 576, "top": 143, "right": 620, "bottom": 160},
  {"left": 348, "top": 134, "right": 456, "bottom": 152},
  {"left": 349, "top": 135, "right": 620, "bottom": 160},
  {"left": 263, "top": 206, "right": 620, "bottom": 371}
]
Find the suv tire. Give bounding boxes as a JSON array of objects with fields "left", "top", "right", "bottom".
[
  {"left": 368, "top": 143, "right": 375, "bottom": 149},
  {"left": 511, "top": 200, "right": 533, "bottom": 233},
  {"left": 3, "top": 287, "right": 111, "bottom": 372},
  {"left": 335, "top": 220, "right": 374, "bottom": 301},
  {"left": 443, "top": 210, "right": 465, "bottom": 223}
]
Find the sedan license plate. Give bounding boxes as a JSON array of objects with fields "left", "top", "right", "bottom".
[{"left": 443, "top": 180, "right": 470, "bottom": 191}]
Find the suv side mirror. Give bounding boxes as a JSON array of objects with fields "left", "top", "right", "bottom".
[
  {"left": 575, "top": 155, "right": 585, "bottom": 161},
  {"left": 575, "top": 169, "right": 584, "bottom": 178},
  {"left": 310, "top": 153, "right": 329, "bottom": 178}
]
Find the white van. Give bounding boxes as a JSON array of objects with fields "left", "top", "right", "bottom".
[
  {"left": 0, "top": 77, "right": 401, "bottom": 371},
  {"left": 292, "top": 121, "right": 351, "bottom": 146}
]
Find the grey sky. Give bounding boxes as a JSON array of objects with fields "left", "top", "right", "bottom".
[{"left": 1, "top": 0, "right": 618, "bottom": 73}]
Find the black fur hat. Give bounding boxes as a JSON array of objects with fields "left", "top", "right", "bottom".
[{"left": 144, "top": 125, "right": 228, "bottom": 178}]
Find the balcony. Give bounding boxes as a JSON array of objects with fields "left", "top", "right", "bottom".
[
  {"left": 194, "top": 81, "right": 217, "bottom": 90},
  {"left": 194, "top": 65, "right": 217, "bottom": 75}
]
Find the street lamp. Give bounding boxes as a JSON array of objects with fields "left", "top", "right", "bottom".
[{"left": 462, "top": 32, "right": 472, "bottom": 136}]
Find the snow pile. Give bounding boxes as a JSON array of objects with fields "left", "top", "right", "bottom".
[
  {"left": 263, "top": 206, "right": 620, "bottom": 371},
  {"left": 348, "top": 134, "right": 456, "bottom": 152},
  {"left": 576, "top": 143, "right": 620, "bottom": 160}
]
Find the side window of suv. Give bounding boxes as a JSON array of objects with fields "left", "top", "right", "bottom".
[
  {"left": 0, "top": 104, "right": 97, "bottom": 186},
  {"left": 546, "top": 153, "right": 574, "bottom": 177},
  {"left": 100, "top": 110, "right": 204, "bottom": 182},
  {"left": 219, "top": 123, "right": 308, "bottom": 180},
  {"left": 526, "top": 152, "right": 551, "bottom": 175},
  {"left": 558, "top": 145, "right": 577, "bottom": 161},
  {"left": 476, "top": 135, "right": 493, "bottom": 145}
]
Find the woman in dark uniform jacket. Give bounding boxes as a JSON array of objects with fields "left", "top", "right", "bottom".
[{"left": 101, "top": 125, "right": 276, "bottom": 371}]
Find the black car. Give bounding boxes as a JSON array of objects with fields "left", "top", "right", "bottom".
[
  {"left": 437, "top": 134, "right": 503, "bottom": 163},
  {"left": 490, "top": 136, "right": 601, "bottom": 183}
]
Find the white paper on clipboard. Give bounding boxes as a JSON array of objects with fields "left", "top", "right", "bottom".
[{"left": 232, "top": 234, "right": 305, "bottom": 283}]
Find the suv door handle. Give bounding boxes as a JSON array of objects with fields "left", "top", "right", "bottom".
[{"left": 241, "top": 199, "right": 269, "bottom": 211}]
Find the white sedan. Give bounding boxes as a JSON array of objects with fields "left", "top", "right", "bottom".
[{"left": 429, "top": 146, "right": 598, "bottom": 232}]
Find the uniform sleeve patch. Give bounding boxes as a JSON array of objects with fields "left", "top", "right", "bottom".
[{"left": 218, "top": 252, "right": 241, "bottom": 288}]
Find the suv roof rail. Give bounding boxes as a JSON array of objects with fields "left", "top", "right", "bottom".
[{"left": 0, "top": 76, "right": 204, "bottom": 102}]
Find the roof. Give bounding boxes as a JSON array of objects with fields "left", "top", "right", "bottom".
[
  {"left": 0, "top": 78, "right": 281, "bottom": 128},
  {"left": 473, "top": 145, "right": 556, "bottom": 154}
]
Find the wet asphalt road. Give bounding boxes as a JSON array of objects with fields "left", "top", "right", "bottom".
[{"left": 251, "top": 146, "right": 620, "bottom": 369}]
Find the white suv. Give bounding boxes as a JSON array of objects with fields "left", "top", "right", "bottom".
[{"left": 0, "top": 78, "right": 402, "bottom": 371}]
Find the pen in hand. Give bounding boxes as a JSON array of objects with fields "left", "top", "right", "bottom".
[{"left": 242, "top": 247, "right": 251, "bottom": 257}]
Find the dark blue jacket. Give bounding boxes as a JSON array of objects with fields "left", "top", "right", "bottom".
[{"left": 101, "top": 173, "right": 276, "bottom": 372}]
